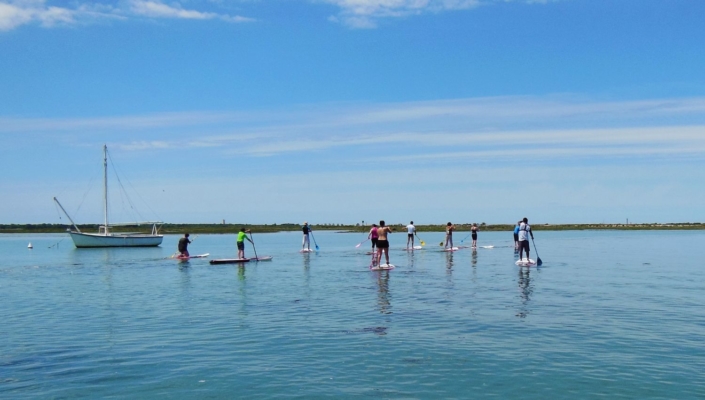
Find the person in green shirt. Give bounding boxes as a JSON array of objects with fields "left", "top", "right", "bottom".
[{"left": 237, "top": 227, "right": 253, "bottom": 259}]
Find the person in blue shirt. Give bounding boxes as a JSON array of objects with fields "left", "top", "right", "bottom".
[{"left": 513, "top": 221, "right": 521, "bottom": 250}]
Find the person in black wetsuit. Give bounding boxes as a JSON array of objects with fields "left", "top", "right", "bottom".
[
  {"left": 471, "top": 223, "right": 478, "bottom": 248},
  {"left": 178, "top": 233, "right": 191, "bottom": 258}
]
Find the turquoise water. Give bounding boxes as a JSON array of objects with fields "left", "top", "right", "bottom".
[{"left": 2, "top": 230, "right": 705, "bottom": 398}]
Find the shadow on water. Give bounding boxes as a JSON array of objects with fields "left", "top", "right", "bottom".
[{"left": 471, "top": 249, "right": 478, "bottom": 267}]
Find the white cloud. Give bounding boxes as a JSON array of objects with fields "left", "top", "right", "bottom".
[
  {"left": 0, "top": 1, "right": 77, "bottom": 31},
  {"left": 323, "top": 0, "right": 558, "bottom": 28},
  {"left": 128, "top": 0, "right": 253, "bottom": 22},
  {"left": 0, "top": 0, "right": 252, "bottom": 31}
]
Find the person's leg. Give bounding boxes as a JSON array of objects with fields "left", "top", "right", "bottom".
[
  {"left": 376, "top": 247, "right": 382, "bottom": 265},
  {"left": 518, "top": 241, "right": 524, "bottom": 259},
  {"left": 384, "top": 248, "right": 390, "bottom": 264}
]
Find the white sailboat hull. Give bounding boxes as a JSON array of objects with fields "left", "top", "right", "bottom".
[{"left": 69, "top": 232, "right": 163, "bottom": 248}]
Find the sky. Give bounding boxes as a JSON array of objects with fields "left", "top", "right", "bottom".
[{"left": 1, "top": 0, "right": 705, "bottom": 226}]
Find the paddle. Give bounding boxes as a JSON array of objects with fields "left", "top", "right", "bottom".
[
  {"left": 459, "top": 232, "right": 472, "bottom": 244},
  {"left": 250, "top": 232, "right": 259, "bottom": 261},
  {"left": 355, "top": 238, "right": 369, "bottom": 248},
  {"left": 415, "top": 234, "right": 425, "bottom": 246},
  {"left": 310, "top": 231, "right": 319, "bottom": 251},
  {"left": 531, "top": 237, "right": 543, "bottom": 266}
]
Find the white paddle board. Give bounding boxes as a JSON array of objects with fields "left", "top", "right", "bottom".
[
  {"left": 443, "top": 247, "right": 460, "bottom": 252},
  {"left": 515, "top": 258, "right": 537, "bottom": 267},
  {"left": 403, "top": 246, "right": 423, "bottom": 251},
  {"left": 299, "top": 249, "right": 316, "bottom": 253},
  {"left": 370, "top": 264, "right": 395, "bottom": 271},
  {"left": 175, "top": 253, "right": 209, "bottom": 260}
]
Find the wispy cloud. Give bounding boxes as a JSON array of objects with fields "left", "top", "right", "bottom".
[
  {"left": 3, "top": 95, "right": 705, "bottom": 165},
  {"left": 0, "top": 0, "right": 252, "bottom": 31},
  {"left": 128, "top": 0, "right": 253, "bottom": 23},
  {"left": 323, "top": 0, "right": 554, "bottom": 28}
]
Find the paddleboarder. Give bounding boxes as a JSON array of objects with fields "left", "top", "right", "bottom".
[
  {"left": 376, "top": 220, "right": 392, "bottom": 266},
  {"left": 302, "top": 222, "right": 311, "bottom": 251},
  {"left": 178, "top": 233, "right": 191, "bottom": 258},
  {"left": 471, "top": 223, "right": 478, "bottom": 248},
  {"left": 368, "top": 223, "right": 379, "bottom": 252},
  {"left": 514, "top": 221, "right": 521, "bottom": 250},
  {"left": 444, "top": 222, "right": 455, "bottom": 249},
  {"left": 518, "top": 218, "right": 534, "bottom": 261},
  {"left": 237, "top": 227, "right": 253, "bottom": 260},
  {"left": 406, "top": 221, "right": 418, "bottom": 249}
]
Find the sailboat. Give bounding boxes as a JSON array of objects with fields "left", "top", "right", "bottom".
[{"left": 53, "top": 145, "right": 164, "bottom": 248}]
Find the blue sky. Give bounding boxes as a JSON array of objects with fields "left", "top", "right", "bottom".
[{"left": 1, "top": 0, "right": 704, "bottom": 225}]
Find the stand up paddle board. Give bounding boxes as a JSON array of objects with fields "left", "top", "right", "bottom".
[
  {"left": 370, "top": 263, "right": 395, "bottom": 271},
  {"left": 209, "top": 256, "right": 273, "bottom": 265},
  {"left": 515, "top": 258, "right": 537, "bottom": 267},
  {"left": 299, "top": 249, "right": 316, "bottom": 253},
  {"left": 175, "top": 253, "right": 210, "bottom": 260},
  {"left": 443, "top": 247, "right": 460, "bottom": 252},
  {"left": 403, "top": 246, "right": 423, "bottom": 251},
  {"left": 480, "top": 245, "right": 494, "bottom": 249}
]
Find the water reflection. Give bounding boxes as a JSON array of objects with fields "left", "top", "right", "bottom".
[
  {"left": 237, "top": 264, "right": 246, "bottom": 281},
  {"left": 471, "top": 249, "right": 478, "bottom": 267},
  {"left": 179, "top": 261, "right": 192, "bottom": 291},
  {"left": 374, "top": 270, "right": 392, "bottom": 315},
  {"left": 405, "top": 249, "right": 416, "bottom": 269},
  {"left": 445, "top": 252, "right": 454, "bottom": 274},
  {"left": 516, "top": 268, "right": 534, "bottom": 319}
]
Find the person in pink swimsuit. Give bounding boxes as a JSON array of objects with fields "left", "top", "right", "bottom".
[{"left": 368, "top": 224, "right": 379, "bottom": 251}]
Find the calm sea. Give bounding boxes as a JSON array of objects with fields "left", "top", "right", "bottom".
[{"left": 2, "top": 230, "right": 704, "bottom": 398}]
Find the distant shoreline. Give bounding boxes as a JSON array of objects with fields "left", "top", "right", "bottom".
[{"left": 1, "top": 222, "right": 704, "bottom": 234}]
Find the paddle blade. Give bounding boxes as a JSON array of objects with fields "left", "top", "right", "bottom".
[
  {"left": 537, "top": 257, "right": 543, "bottom": 266},
  {"left": 420, "top": 240, "right": 425, "bottom": 246},
  {"left": 355, "top": 243, "right": 362, "bottom": 248},
  {"left": 315, "top": 244, "right": 320, "bottom": 250}
]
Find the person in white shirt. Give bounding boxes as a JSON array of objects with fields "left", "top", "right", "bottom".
[
  {"left": 406, "top": 221, "right": 418, "bottom": 249},
  {"left": 517, "top": 217, "right": 534, "bottom": 260}
]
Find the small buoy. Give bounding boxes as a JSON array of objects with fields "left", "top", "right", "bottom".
[{"left": 28, "top": 242, "right": 33, "bottom": 249}]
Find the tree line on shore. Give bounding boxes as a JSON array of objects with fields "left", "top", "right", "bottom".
[{"left": 1, "top": 222, "right": 704, "bottom": 234}]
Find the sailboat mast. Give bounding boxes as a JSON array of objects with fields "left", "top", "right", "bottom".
[{"left": 103, "top": 144, "right": 109, "bottom": 235}]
